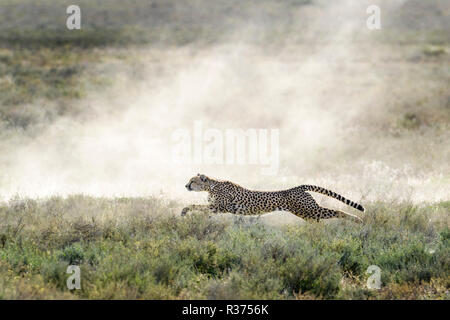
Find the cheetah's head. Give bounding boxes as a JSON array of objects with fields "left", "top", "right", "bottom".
[{"left": 185, "top": 174, "right": 212, "bottom": 192}]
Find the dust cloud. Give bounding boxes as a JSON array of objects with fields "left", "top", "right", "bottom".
[{"left": 0, "top": 0, "right": 448, "bottom": 209}]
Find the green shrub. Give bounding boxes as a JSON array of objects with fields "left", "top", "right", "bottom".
[{"left": 0, "top": 197, "right": 447, "bottom": 299}]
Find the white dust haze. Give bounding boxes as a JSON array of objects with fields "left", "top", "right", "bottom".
[{"left": 0, "top": 0, "right": 448, "bottom": 211}]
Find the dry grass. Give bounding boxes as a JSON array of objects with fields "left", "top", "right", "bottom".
[
  {"left": 0, "top": 0, "right": 449, "bottom": 300},
  {"left": 0, "top": 196, "right": 448, "bottom": 299}
]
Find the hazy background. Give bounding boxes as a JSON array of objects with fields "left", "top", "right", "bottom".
[{"left": 0, "top": 0, "right": 449, "bottom": 210}]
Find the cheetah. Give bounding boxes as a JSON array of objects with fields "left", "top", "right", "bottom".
[{"left": 182, "top": 174, "right": 364, "bottom": 223}]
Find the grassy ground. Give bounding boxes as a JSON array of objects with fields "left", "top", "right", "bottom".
[
  {"left": 0, "top": 0, "right": 449, "bottom": 299},
  {"left": 0, "top": 196, "right": 448, "bottom": 299},
  {"left": 1, "top": 0, "right": 449, "bottom": 135}
]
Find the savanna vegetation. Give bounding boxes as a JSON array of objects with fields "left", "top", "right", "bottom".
[
  {"left": 0, "top": 0, "right": 449, "bottom": 299},
  {"left": 0, "top": 196, "right": 448, "bottom": 299}
]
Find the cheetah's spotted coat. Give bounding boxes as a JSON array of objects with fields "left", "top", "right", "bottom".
[{"left": 182, "top": 174, "right": 364, "bottom": 223}]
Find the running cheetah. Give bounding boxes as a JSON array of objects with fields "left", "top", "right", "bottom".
[{"left": 182, "top": 174, "right": 364, "bottom": 223}]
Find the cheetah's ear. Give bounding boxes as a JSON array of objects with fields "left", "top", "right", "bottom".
[{"left": 199, "top": 174, "right": 207, "bottom": 182}]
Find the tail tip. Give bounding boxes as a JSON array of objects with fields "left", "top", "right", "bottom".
[{"left": 356, "top": 204, "right": 365, "bottom": 212}]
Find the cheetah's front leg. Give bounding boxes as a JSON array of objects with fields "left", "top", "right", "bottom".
[{"left": 181, "top": 204, "right": 218, "bottom": 216}]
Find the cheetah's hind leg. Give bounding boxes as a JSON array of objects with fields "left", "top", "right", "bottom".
[
  {"left": 335, "top": 210, "right": 363, "bottom": 223},
  {"left": 310, "top": 206, "right": 363, "bottom": 223}
]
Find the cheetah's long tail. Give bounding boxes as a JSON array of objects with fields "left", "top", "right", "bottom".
[{"left": 300, "top": 185, "right": 365, "bottom": 212}]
